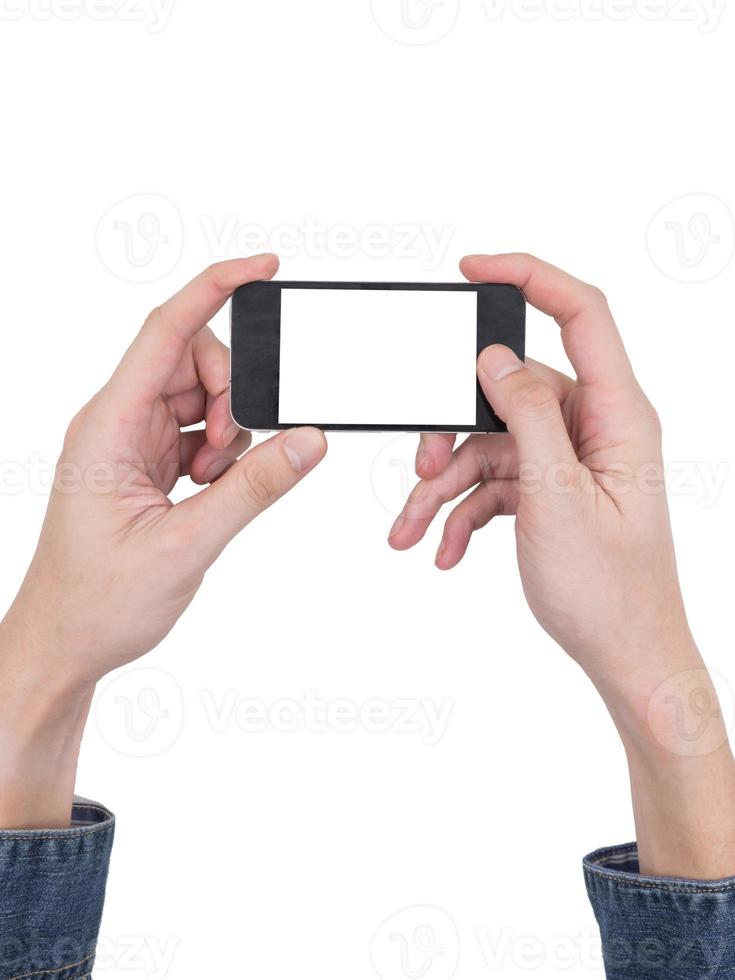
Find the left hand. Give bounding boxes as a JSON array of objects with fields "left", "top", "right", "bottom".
[
  {"left": 3, "top": 254, "right": 327, "bottom": 688},
  {"left": 0, "top": 254, "right": 328, "bottom": 829}
]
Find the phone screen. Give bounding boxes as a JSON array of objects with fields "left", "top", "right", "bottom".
[{"left": 278, "top": 288, "right": 478, "bottom": 426}]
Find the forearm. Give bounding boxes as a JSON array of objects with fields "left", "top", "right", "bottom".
[
  {"left": 0, "top": 612, "right": 93, "bottom": 830},
  {"left": 0, "top": 615, "right": 115, "bottom": 978},
  {"left": 601, "top": 632, "right": 735, "bottom": 879}
]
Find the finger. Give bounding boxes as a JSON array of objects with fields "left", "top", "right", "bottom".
[
  {"left": 414, "top": 361, "right": 573, "bottom": 483},
  {"left": 416, "top": 433, "right": 456, "bottom": 478},
  {"left": 389, "top": 433, "right": 517, "bottom": 550},
  {"left": 166, "top": 387, "right": 206, "bottom": 428},
  {"left": 525, "top": 357, "right": 575, "bottom": 403},
  {"left": 205, "top": 390, "right": 240, "bottom": 450},
  {"left": 179, "top": 430, "right": 208, "bottom": 476},
  {"left": 164, "top": 328, "right": 240, "bottom": 448},
  {"left": 460, "top": 253, "right": 634, "bottom": 388},
  {"left": 191, "top": 328, "right": 241, "bottom": 449},
  {"left": 169, "top": 427, "right": 327, "bottom": 566},
  {"left": 477, "top": 345, "right": 580, "bottom": 480},
  {"left": 179, "top": 429, "right": 252, "bottom": 484},
  {"left": 435, "top": 480, "right": 520, "bottom": 571},
  {"left": 108, "top": 254, "right": 279, "bottom": 410}
]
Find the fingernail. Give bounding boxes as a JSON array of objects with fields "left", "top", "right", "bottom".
[
  {"left": 224, "top": 421, "right": 240, "bottom": 447},
  {"left": 478, "top": 345, "right": 524, "bottom": 382},
  {"left": 283, "top": 428, "right": 325, "bottom": 472},
  {"left": 205, "top": 458, "right": 230, "bottom": 483},
  {"left": 389, "top": 515, "right": 404, "bottom": 539}
]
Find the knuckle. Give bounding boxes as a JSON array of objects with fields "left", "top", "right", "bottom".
[
  {"left": 63, "top": 403, "right": 93, "bottom": 449},
  {"left": 630, "top": 388, "right": 662, "bottom": 440},
  {"left": 585, "top": 284, "right": 609, "bottom": 309},
  {"left": 64, "top": 410, "right": 85, "bottom": 446},
  {"left": 236, "top": 462, "right": 278, "bottom": 509},
  {"left": 644, "top": 400, "right": 663, "bottom": 439},
  {"left": 511, "top": 380, "right": 559, "bottom": 421},
  {"left": 202, "top": 264, "right": 227, "bottom": 296},
  {"left": 161, "top": 518, "right": 196, "bottom": 556}
]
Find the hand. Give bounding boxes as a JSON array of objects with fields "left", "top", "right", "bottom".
[
  {"left": 390, "top": 253, "right": 735, "bottom": 877},
  {"left": 0, "top": 255, "right": 327, "bottom": 827},
  {"left": 390, "top": 253, "right": 688, "bottom": 697}
]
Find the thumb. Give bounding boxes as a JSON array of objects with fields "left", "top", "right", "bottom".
[
  {"left": 477, "top": 345, "right": 577, "bottom": 481},
  {"left": 169, "top": 427, "right": 327, "bottom": 566}
]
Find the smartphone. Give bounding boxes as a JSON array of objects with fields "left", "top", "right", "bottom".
[{"left": 230, "top": 281, "right": 525, "bottom": 433}]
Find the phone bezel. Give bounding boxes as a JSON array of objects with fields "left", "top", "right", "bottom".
[{"left": 230, "top": 281, "right": 525, "bottom": 433}]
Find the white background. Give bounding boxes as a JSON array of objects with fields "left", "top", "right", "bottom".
[{"left": 0, "top": 2, "right": 734, "bottom": 978}]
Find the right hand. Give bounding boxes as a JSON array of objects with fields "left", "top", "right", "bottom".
[
  {"left": 389, "top": 253, "right": 694, "bottom": 704},
  {"left": 390, "top": 254, "right": 735, "bottom": 880}
]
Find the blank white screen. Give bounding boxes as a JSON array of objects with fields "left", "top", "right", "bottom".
[{"left": 278, "top": 288, "right": 478, "bottom": 425}]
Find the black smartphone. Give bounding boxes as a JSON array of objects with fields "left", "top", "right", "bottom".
[{"left": 230, "top": 281, "right": 525, "bottom": 433}]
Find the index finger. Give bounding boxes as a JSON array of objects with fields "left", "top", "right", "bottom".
[
  {"left": 107, "top": 254, "right": 279, "bottom": 410},
  {"left": 416, "top": 433, "right": 456, "bottom": 478},
  {"left": 460, "top": 253, "right": 634, "bottom": 388}
]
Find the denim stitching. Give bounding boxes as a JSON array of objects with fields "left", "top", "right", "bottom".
[
  {"left": 6, "top": 951, "right": 94, "bottom": 980},
  {"left": 584, "top": 843, "right": 735, "bottom": 893},
  {"left": 584, "top": 866, "right": 735, "bottom": 894},
  {"left": 0, "top": 816, "right": 114, "bottom": 843}
]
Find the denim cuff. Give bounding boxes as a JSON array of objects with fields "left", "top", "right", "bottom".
[
  {"left": 0, "top": 797, "right": 114, "bottom": 980},
  {"left": 584, "top": 842, "right": 735, "bottom": 979}
]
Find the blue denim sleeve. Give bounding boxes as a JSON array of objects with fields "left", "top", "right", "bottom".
[
  {"left": 584, "top": 842, "right": 735, "bottom": 979},
  {"left": 0, "top": 797, "right": 114, "bottom": 980}
]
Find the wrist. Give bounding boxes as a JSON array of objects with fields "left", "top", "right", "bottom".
[
  {"left": 595, "top": 628, "right": 713, "bottom": 756},
  {"left": 591, "top": 626, "right": 735, "bottom": 878}
]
